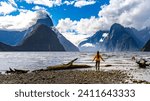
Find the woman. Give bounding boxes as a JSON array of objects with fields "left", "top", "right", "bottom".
[{"left": 93, "top": 51, "right": 105, "bottom": 71}]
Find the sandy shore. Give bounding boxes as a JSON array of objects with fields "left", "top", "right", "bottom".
[{"left": 0, "top": 70, "right": 131, "bottom": 84}]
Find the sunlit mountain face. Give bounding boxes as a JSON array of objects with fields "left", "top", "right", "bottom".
[{"left": 0, "top": 0, "right": 150, "bottom": 51}]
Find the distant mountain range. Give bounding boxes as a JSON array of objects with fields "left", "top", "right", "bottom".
[
  {"left": 0, "top": 11, "right": 150, "bottom": 52},
  {"left": 0, "top": 12, "right": 79, "bottom": 51},
  {"left": 79, "top": 23, "right": 150, "bottom": 52}
]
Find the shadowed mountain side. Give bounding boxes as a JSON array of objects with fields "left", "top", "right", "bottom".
[
  {"left": 36, "top": 13, "right": 54, "bottom": 27},
  {"left": 104, "top": 23, "right": 140, "bottom": 51},
  {"left": 79, "top": 23, "right": 141, "bottom": 52},
  {"left": 143, "top": 40, "right": 150, "bottom": 51},
  {"left": 0, "top": 24, "right": 65, "bottom": 51},
  {"left": 0, "top": 12, "right": 54, "bottom": 46},
  {"left": 52, "top": 27, "right": 79, "bottom": 51}
]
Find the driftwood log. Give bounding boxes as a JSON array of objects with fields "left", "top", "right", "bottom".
[
  {"left": 47, "top": 58, "right": 92, "bottom": 70},
  {"left": 136, "top": 59, "right": 150, "bottom": 68},
  {"left": 5, "top": 58, "right": 92, "bottom": 73},
  {"left": 5, "top": 68, "right": 29, "bottom": 74}
]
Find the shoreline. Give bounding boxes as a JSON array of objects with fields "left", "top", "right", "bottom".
[{"left": 0, "top": 69, "right": 133, "bottom": 84}]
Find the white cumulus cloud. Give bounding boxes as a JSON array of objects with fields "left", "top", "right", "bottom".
[
  {"left": 32, "top": 6, "right": 47, "bottom": 11},
  {"left": 57, "top": 0, "right": 150, "bottom": 45},
  {"left": 56, "top": 17, "right": 102, "bottom": 35},
  {"left": 9, "top": 0, "right": 18, "bottom": 7},
  {"left": 0, "top": 1, "right": 17, "bottom": 15},
  {"left": 98, "top": 0, "right": 150, "bottom": 29},
  {"left": 25, "top": 0, "right": 62, "bottom": 7},
  {"left": 56, "top": 17, "right": 102, "bottom": 45},
  {"left": 63, "top": 0, "right": 75, "bottom": 5},
  {"left": 25, "top": 0, "right": 96, "bottom": 8},
  {"left": 56, "top": 18, "right": 77, "bottom": 33},
  {"left": 59, "top": 0, "right": 150, "bottom": 33},
  {"left": 0, "top": 10, "right": 49, "bottom": 31},
  {"left": 74, "top": 0, "right": 96, "bottom": 8}
]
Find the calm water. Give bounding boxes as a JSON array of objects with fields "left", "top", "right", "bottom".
[{"left": 0, "top": 52, "right": 150, "bottom": 81}]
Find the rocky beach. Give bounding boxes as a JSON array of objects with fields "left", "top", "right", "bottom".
[
  {"left": 0, "top": 70, "right": 130, "bottom": 84},
  {"left": 1, "top": 69, "right": 149, "bottom": 84}
]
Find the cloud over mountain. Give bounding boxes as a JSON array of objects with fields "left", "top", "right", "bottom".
[
  {"left": 56, "top": 17, "right": 101, "bottom": 35},
  {"left": 56, "top": 0, "right": 150, "bottom": 45},
  {"left": 56, "top": 17, "right": 102, "bottom": 45},
  {"left": 58, "top": 0, "right": 150, "bottom": 32},
  {"left": 0, "top": 10, "right": 51, "bottom": 31},
  {"left": 0, "top": 0, "right": 150, "bottom": 46}
]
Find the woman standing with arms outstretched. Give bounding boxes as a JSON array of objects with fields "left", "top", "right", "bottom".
[{"left": 93, "top": 51, "right": 105, "bottom": 71}]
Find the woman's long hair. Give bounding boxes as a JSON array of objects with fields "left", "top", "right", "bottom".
[{"left": 97, "top": 51, "right": 100, "bottom": 58}]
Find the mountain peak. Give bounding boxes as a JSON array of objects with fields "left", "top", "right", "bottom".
[
  {"left": 36, "top": 10, "right": 50, "bottom": 18},
  {"left": 0, "top": 10, "right": 53, "bottom": 46},
  {"left": 111, "top": 23, "right": 124, "bottom": 30},
  {"left": 36, "top": 10, "right": 53, "bottom": 27},
  {"left": 0, "top": 24, "right": 65, "bottom": 51},
  {"left": 79, "top": 23, "right": 143, "bottom": 52}
]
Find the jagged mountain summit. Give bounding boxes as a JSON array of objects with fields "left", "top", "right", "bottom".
[
  {"left": 79, "top": 23, "right": 149, "bottom": 52},
  {"left": 104, "top": 23, "right": 140, "bottom": 51},
  {"left": 0, "top": 24, "right": 65, "bottom": 51},
  {"left": 0, "top": 11, "right": 79, "bottom": 51},
  {"left": 0, "top": 11, "right": 53, "bottom": 46}
]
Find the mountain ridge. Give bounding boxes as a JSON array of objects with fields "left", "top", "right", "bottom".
[
  {"left": 104, "top": 23, "right": 140, "bottom": 51},
  {"left": 0, "top": 24, "right": 65, "bottom": 51},
  {"left": 0, "top": 12, "right": 53, "bottom": 46},
  {"left": 0, "top": 11, "right": 79, "bottom": 51},
  {"left": 79, "top": 23, "right": 149, "bottom": 52}
]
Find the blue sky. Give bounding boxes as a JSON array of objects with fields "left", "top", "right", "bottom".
[
  {"left": 0, "top": 0, "right": 109, "bottom": 25},
  {"left": 0, "top": 0, "right": 150, "bottom": 45},
  {"left": 47, "top": 0, "right": 109, "bottom": 25}
]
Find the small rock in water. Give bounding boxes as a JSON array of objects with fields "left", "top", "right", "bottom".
[{"left": 104, "top": 65, "right": 112, "bottom": 67}]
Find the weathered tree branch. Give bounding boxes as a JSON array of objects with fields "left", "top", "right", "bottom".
[
  {"left": 136, "top": 59, "right": 150, "bottom": 68},
  {"left": 47, "top": 58, "right": 91, "bottom": 70}
]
